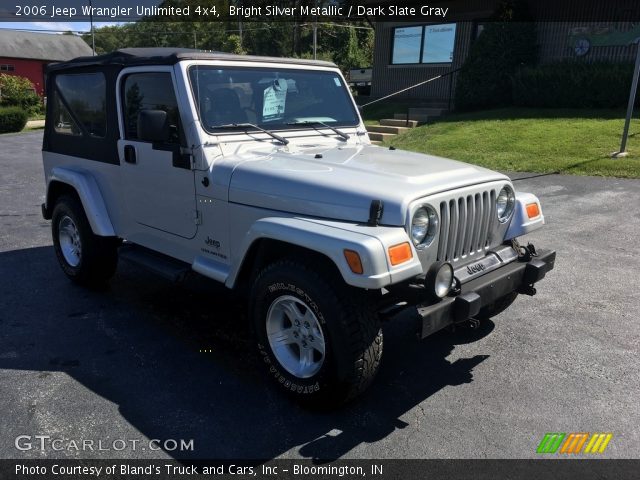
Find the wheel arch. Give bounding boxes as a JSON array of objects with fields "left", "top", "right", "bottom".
[
  {"left": 231, "top": 238, "right": 343, "bottom": 295},
  {"left": 225, "top": 217, "right": 394, "bottom": 292},
  {"left": 45, "top": 167, "right": 115, "bottom": 237}
]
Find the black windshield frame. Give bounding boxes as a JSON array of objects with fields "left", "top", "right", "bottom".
[{"left": 188, "top": 65, "right": 360, "bottom": 135}]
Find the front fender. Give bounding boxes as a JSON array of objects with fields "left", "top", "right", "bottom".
[
  {"left": 47, "top": 167, "right": 115, "bottom": 237},
  {"left": 226, "top": 217, "right": 422, "bottom": 290},
  {"left": 505, "top": 192, "right": 545, "bottom": 240}
]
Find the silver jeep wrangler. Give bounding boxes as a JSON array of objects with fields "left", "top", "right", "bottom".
[{"left": 41, "top": 48, "right": 555, "bottom": 407}]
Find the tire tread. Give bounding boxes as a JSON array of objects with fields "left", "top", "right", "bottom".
[
  {"left": 252, "top": 257, "right": 382, "bottom": 407},
  {"left": 52, "top": 194, "right": 118, "bottom": 286}
]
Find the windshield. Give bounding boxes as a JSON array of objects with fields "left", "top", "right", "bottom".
[{"left": 188, "top": 66, "right": 359, "bottom": 133}]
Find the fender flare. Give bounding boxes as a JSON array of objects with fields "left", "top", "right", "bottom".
[
  {"left": 505, "top": 192, "right": 545, "bottom": 240},
  {"left": 47, "top": 167, "right": 116, "bottom": 237},
  {"left": 224, "top": 217, "right": 398, "bottom": 290}
]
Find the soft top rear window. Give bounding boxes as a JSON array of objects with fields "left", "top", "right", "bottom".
[{"left": 53, "top": 73, "right": 106, "bottom": 138}]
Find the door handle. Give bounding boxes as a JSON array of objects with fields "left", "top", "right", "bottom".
[{"left": 124, "top": 145, "right": 136, "bottom": 164}]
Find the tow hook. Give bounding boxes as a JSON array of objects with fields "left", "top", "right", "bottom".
[
  {"left": 468, "top": 317, "right": 481, "bottom": 329},
  {"left": 518, "top": 284, "right": 537, "bottom": 296},
  {"left": 513, "top": 239, "right": 539, "bottom": 262}
]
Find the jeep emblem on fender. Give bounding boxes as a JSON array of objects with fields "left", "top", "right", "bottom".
[{"left": 205, "top": 236, "right": 220, "bottom": 249}]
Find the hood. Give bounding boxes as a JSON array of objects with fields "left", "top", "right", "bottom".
[{"left": 227, "top": 144, "right": 508, "bottom": 226}]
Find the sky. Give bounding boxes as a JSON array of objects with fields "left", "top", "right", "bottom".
[{"left": 0, "top": 21, "right": 122, "bottom": 34}]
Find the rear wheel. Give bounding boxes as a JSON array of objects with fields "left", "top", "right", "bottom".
[
  {"left": 250, "top": 259, "right": 382, "bottom": 408},
  {"left": 51, "top": 195, "right": 118, "bottom": 286}
]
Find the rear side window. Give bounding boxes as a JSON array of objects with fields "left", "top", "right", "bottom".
[
  {"left": 122, "top": 72, "right": 182, "bottom": 144},
  {"left": 53, "top": 73, "right": 106, "bottom": 138}
]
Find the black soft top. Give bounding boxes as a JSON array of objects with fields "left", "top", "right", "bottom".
[{"left": 46, "top": 47, "right": 337, "bottom": 73}]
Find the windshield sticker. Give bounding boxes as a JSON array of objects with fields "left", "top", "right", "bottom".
[
  {"left": 263, "top": 79, "right": 288, "bottom": 121},
  {"left": 334, "top": 77, "right": 341, "bottom": 87}
]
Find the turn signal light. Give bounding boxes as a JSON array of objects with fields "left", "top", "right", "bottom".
[
  {"left": 388, "top": 242, "right": 413, "bottom": 266},
  {"left": 526, "top": 202, "right": 540, "bottom": 219},
  {"left": 344, "top": 249, "right": 363, "bottom": 274}
]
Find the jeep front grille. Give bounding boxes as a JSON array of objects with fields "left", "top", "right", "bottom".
[{"left": 437, "top": 190, "right": 496, "bottom": 262}]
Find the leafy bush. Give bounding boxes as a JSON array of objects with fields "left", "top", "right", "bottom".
[
  {"left": 455, "top": 1, "right": 537, "bottom": 111},
  {"left": 513, "top": 62, "right": 636, "bottom": 108},
  {"left": 0, "top": 73, "right": 42, "bottom": 115},
  {"left": 0, "top": 106, "right": 28, "bottom": 133},
  {"left": 220, "top": 34, "right": 246, "bottom": 55}
]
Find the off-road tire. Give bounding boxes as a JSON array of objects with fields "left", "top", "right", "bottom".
[
  {"left": 51, "top": 195, "right": 118, "bottom": 286},
  {"left": 250, "top": 259, "right": 383, "bottom": 408}
]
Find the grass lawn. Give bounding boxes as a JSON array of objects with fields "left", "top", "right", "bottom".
[
  {"left": 387, "top": 108, "right": 640, "bottom": 178},
  {"left": 356, "top": 98, "right": 419, "bottom": 126}
]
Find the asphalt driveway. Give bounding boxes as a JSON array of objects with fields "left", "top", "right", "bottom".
[{"left": 1, "top": 131, "right": 638, "bottom": 460}]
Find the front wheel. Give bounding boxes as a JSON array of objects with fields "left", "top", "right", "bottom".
[
  {"left": 250, "top": 259, "right": 382, "bottom": 408},
  {"left": 51, "top": 195, "right": 118, "bottom": 286}
]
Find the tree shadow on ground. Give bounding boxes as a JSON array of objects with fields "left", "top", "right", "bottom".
[{"left": 0, "top": 246, "right": 492, "bottom": 461}]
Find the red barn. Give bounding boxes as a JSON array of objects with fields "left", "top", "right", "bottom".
[{"left": 0, "top": 29, "right": 93, "bottom": 97}]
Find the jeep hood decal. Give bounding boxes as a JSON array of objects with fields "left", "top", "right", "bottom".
[{"left": 227, "top": 144, "right": 508, "bottom": 226}]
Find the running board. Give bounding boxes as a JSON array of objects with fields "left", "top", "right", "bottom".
[{"left": 118, "top": 244, "right": 191, "bottom": 283}]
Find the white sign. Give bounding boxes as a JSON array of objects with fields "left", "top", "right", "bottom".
[{"left": 263, "top": 79, "right": 288, "bottom": 121}]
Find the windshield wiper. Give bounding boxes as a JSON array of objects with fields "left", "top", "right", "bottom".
[
  {"left": 286, "top": 121, "right": 350, "bottom": 141},
  {"left": 216, "top": 123, "right": 289, "bottom": 145}
]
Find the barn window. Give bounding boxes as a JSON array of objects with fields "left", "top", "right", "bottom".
[
  {"left": 391, "top": 23, "right": 457, "bottom": 65},
  {"left": 53, "top": 73, "right": 106, "bottom": 138},
  {"left": 0, "top": 64, "right": 15, "bottom": 71}
]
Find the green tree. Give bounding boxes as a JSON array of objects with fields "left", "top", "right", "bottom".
[
  {"left": 82, "top": 0, "right": 373, "bottom": 75},
  {"left": 0, "top": 73, "right": 41, "bottom": 114},
  {"left": 332, "top": 24, "right": 370, "bottom": 71},
  {"left": 221, "top": 34, "right": 246, "bottom": 55}
]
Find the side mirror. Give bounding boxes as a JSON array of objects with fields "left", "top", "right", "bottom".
[{"left": 137, "top": 110, "right": 169, "bottom": 143}]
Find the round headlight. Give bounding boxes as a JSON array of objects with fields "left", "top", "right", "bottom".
[
  {"left": 425, "top": 262, "right": 454, "bottom": 299},
  {"left": 496, "top": 185, "right": 515, "bottom": 223},
  {"left": 434, "top": 263, "right": 454, "bottom": 298},
  {"left": 411, "top": 206, "right": 438, "bottom": 247}
]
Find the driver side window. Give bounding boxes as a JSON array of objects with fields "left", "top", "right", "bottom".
[{"left": 122, "top": 72, "right": 182, "bottom": 144}]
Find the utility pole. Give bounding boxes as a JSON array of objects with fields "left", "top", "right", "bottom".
[
  {"left": 238, "top": 0, "right": 243, "bottom": 50},
  {"left": 313, "top": 21, "right": 317, "bottom": 59},
  {"left": 312, "top": 0, "right": 318, "bottom": 59},
  {"left": 89, "top": 0, "right": 95, "bottom": 55},
  {"left": 613, "top": 39, "right": 640, "bottom": 157}
]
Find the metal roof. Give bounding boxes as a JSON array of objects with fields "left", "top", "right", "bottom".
[
  {"left": 0, "top": 29, "right": 93, "bottom": 61},
  {"left": 46, "top": 48, "right": 338, "bottom": 72}
]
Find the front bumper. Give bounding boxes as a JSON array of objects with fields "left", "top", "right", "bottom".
[{"left": 416, "top": 248, "right": 556, "bottom": 339}]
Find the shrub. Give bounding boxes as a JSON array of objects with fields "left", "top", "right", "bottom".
[
  {"left": 513, "top": 62, "right": 636, "bottom": 108},
  {"left": 0, "top": 73, "right": 42, "bottom": 115},
  {"left": 0, "top": 106, "right": 28, "bottom": 133},
  {"left": 455, "top": 1, "right": 537, "bottom": 111},
  {"left": 220, "top": 34, "right": 246, "bottom": 55}
]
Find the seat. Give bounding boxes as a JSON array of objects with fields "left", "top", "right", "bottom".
[{"left": 204, "top": 88, "right": 247, "bottom": 126}]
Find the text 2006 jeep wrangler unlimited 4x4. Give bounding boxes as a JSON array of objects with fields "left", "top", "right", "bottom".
[{"left": 41, "top": 49, "right": 555, "bottom": 407}]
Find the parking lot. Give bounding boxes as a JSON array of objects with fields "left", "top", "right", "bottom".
[{"left": 1, "top": 131, "right": 639, "bottom": 460}]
